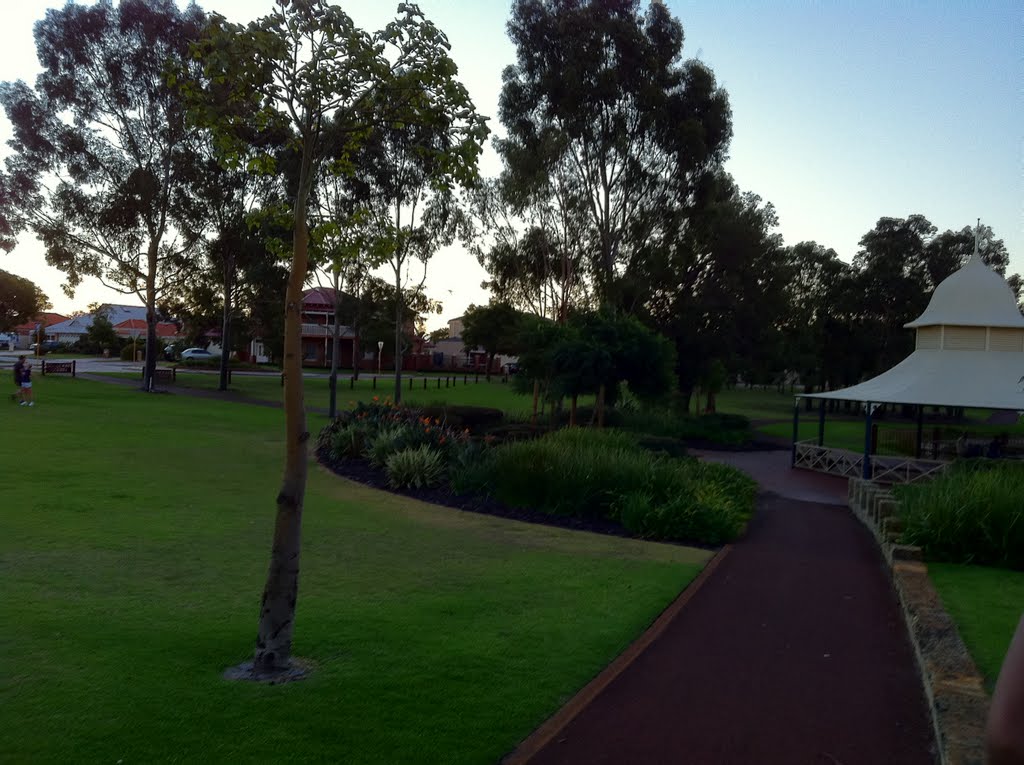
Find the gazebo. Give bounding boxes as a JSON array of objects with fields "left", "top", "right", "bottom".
[{"left": 792, "top": 224, "right": 1024, "bottom": 483}]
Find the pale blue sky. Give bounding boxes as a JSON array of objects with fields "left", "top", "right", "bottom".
[{"left": 0, "top": 1, "right": 1020, "bottom": 329}]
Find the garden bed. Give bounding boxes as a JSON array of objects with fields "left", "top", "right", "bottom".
[
  {"left": 317, "top": 445, "right": 637, "bottom": 541},
  {"left": 316, "top": 401, "right": 758, "bottom": 548}
]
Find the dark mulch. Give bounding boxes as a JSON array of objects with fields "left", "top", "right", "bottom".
[
  {"left": 316, "top": 446, "right": 636, "bottom": 540},
  {"left": 684, "top": 435, "right": 789, "bottom": 452}
]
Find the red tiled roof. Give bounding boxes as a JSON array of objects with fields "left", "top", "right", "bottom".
[
  {"left": 114, "top": 319, "right": 179, "bottom": 338},
  {"left": 14, "top": 312, "right": 69, "bottom": 332}
]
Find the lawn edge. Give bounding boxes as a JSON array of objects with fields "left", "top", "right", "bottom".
[{"left": 500, "top": 543, "right": 733, "bottom": 765}]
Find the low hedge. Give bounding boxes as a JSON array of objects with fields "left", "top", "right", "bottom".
[{"left": 479, "top": 427, "right": 755, "bottom": 545}]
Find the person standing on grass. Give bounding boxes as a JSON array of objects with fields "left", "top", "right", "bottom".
[
  {"left": 18, "top": 356, "right": 33, "bottom": 406},
  {"left": 12, "top": 355, "right": 25, "bottom": 402}
]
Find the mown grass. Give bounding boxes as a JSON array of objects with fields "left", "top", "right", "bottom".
[
  {"left": 1, "top": 376, "right": 708, "bottom": 764},
  {"left": 101, "top": 369, "right": 557, "bottom": 420},
  {"left": 929, "top": 563, "right": 1024, "bottom": 690}
]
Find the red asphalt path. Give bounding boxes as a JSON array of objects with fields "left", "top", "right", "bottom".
[{"left": 522, "top": 459, "right": 936, "bottom": 765}]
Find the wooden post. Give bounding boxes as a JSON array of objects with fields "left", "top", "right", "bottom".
[
  {"left": 423, "top": 378, "right": 427, "bottom": 390},
  {"left": 863, "top": 403, "right": 874, "bottom": 480},
  {"left": 915, "top": 405, "right": 924, "bottom": 459},
  {"left": 41, "top": 361, "right": 46, "bottom": 376},
  {"left": 817, "top": 401, "right": 826, "bottom": 447},
  {"left": 372, "top": 376, "right": 376, "bottom": 390},
  {"left": 350, "top": 377, "right": 354, "bottom": 390},
  {"left": 71, "top": 359, "right": 76, "bottom": 378},
  {"left": 409, "top": 376, "right": 413, "bottom": 391},
  {"left": 437, "top": 377, "right": 441, "bottom": 389},
  {"left": 791, "top": 398, "right": 799, "bottom": 467}
]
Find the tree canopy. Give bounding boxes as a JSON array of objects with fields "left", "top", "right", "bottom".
[
  {"left": 0, "top": 270, "right": 49, "bottom": 332},
  {"left": 0, "top": 0, "right": 208, "bottom": 389}
]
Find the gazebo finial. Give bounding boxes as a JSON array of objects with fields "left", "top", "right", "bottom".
[{"left": 972, "top": 218, "right": 984, "bottom": 262}]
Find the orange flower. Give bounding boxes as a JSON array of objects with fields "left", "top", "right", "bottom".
[{"left": 372, "top": 395, "right": 379, "bottom": 402}]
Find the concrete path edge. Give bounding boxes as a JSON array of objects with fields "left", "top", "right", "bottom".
[{"left": 501, "top": 544, "right": 734, "bottom": 765}]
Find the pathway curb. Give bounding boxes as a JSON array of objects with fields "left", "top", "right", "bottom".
[
  {"left": 849, "top": 477, "right": 988, "bottom": 765},
  {"left": 501, "top": 544, "right": 733, "bottom": 765}
]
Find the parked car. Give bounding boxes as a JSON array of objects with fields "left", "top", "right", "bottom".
[
  {"left": 29, "top": 340, "right": 61, "bottom": 353},
  {"left": 180, "top": 348, "right": 219, "bottom": 362}
]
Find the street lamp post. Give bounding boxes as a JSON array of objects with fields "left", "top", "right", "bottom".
[{"left": 377, "top": 340, "right": 384, "bottom": 377}]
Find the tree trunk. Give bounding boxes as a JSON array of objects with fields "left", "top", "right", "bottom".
[
  {"left": 142, "top": 243, "right": 158, "bottom": 391},
  {"left": 531, "top": 378, "right": 540, "bottom": 429},
  {"left": 486, "top": 351, "right": 494, "bottom": 382},
  {"left": 218, "top": 255, "right": 233, "bottom": 392},
  {"left": 705, "top": 389, "right": 716, "bottom": 414},
  {"left": 328, "top": 269, "right": 342, "bottom": 418},
  {"left": 393, "top": 267, "right": 403, "bottom": 404},
  {"left": 352, "top": 334, "right": 361, "bottom": 380},
  {"left": 570, "top": 394, "right": 578, "bottom": 427},
  {"left": 253, "top": 182, "right": 311, "bottom": 674}
]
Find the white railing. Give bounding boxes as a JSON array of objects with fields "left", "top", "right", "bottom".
[{"left": 794, "top": 440, "right": 950, "bottom": 484}]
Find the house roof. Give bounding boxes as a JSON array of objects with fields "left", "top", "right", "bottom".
[
  {"left": 114, "top": 319, "right": 178, "bottom": 338},
  {"left": 303, "top": 287, "right": 354, "bottom": 308},
  {"left": 45, "top": 315, "right": 94, "bottom": 335},
  {"left": 46, "top": 304, "right": 150, "bottom": 336},
  {"left": 14, "top": 312, "right": 69, "bottom": 332}
]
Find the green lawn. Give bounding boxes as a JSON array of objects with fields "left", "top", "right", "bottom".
[
  {"left": 1, "top": 377, "right": 706, "bottom": 764},
  {"left": 102, "top": 369, "right": 585, "bottom": 420},
  {"left": 928, "top": 563, "right": 1024, "bottom": 690}
]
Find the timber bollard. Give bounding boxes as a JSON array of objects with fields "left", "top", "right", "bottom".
[
  {"left": 423, "top": 378, "right": 427, "bottom": 390},
  {"left": 475, "top": 373, "right": 479, "bottom": 384},
  {"left": 372, "top": 376, "right": 377, "bottom": 390},
  {"left": 445, "top": 377, "right": 450, "bottom": 388},
  {"left": 464, "top": 375, "right": 467, "bottom": 385},
  {"left": 350, "top": 377, "right": 354, "bottom": 389},
  {"left": 280, "top": 373, "right": 285, "bottom": 387},
  {"left": 437, "top": 377, "right": 441, "bottom": 389}
]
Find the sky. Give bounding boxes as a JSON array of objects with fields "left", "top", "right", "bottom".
[{"left": 0, "top": 0, "right": 1020, "bottom": 331}]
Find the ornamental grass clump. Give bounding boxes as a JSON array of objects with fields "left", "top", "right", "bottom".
[
  {"left": 386, "top": 445, "right": 446, "bottom": 490},
  {"left": 896, "top": 461, "right": 1024, "bottom": 569}
]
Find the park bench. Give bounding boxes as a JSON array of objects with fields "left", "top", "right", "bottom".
[
  {"left": 141, "top": 367, "right": 177, "bottom": 384},
  {"left": 42, "top": 360, "right": 76, "bottom": 377}
]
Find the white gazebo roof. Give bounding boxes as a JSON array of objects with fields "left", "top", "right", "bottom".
[
  {"left": 804, "top": 223, "right": 1024, "bottom": 409},
  {"left": 804, "top": 349, "right": 1024, "bottom": 409},
  {"left": 905, "top": 253, "right": 1024, "bottom": 329}
]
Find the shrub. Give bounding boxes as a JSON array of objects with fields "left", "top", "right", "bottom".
[
  {"left": 386, "top": 445, "right": 445, "bottom": 490},
  {"left": 330, "top": 421, "right": 374, "bottom": 460},
  {"left": 896, "top": 462, "right": 1024, "bottom": 569},
  {"left": 367, "top": 424, "right": 417, "bottom": 468},
  {"left": 448, "top": 439, "right": 495, "bottom": 496},
  {"left": 484, "top": 429, "right": 652, "bottom": 517},
  {"left": 418, "top": 404, "right": 504, "bottom": 432}
]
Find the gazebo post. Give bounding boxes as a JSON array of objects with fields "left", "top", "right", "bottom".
[
  {"left": 915, "top": 405, "right": 924, "bottom": 459},
  {"left": 791, "top": 398, "right": 800, "bottom": 467},
  {"left": 862, "top": 402, "right": 874, "bottom": 480},
  {"left": 817, "top": 401, "right": 826, "bottom": 447}
]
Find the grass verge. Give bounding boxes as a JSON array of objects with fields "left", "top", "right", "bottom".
[
  {"left": 929, "top": 563, "right": 1024, "bottom": 690},
  {"left": 1, "top": 376, "right": 707, "bottom": 763}
]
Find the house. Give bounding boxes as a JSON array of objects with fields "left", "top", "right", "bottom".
[
  {"left": 299, "top": 287, "right": 358, "bottom": 367},
  {"left": 113, "top": 318, "right": 180, "bottom": 342},
  {"left": 44, "top": 304, "right": 149, "bottom": 345},
  {"left": 13, "top": 312, "right": 69, "bottom": 349},
  {"left": 430, "top": 315, "right": 507, "bottom": 372}
]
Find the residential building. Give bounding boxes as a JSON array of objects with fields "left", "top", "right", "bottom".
[{"left": 13, "top": 312, "right": 69, "bottom": 349}]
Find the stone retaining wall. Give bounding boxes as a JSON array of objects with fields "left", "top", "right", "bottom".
[{"left": 848, "top": 478, "right": 988, "bottom": 765}]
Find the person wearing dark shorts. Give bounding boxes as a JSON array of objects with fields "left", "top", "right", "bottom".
[{"left": 18, "top": 357, "right": 33, "bottom": 406}]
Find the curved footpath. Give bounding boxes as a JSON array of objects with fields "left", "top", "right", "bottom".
[{"left": 511, "top": 449, "right": 936, "bottom": 765}]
